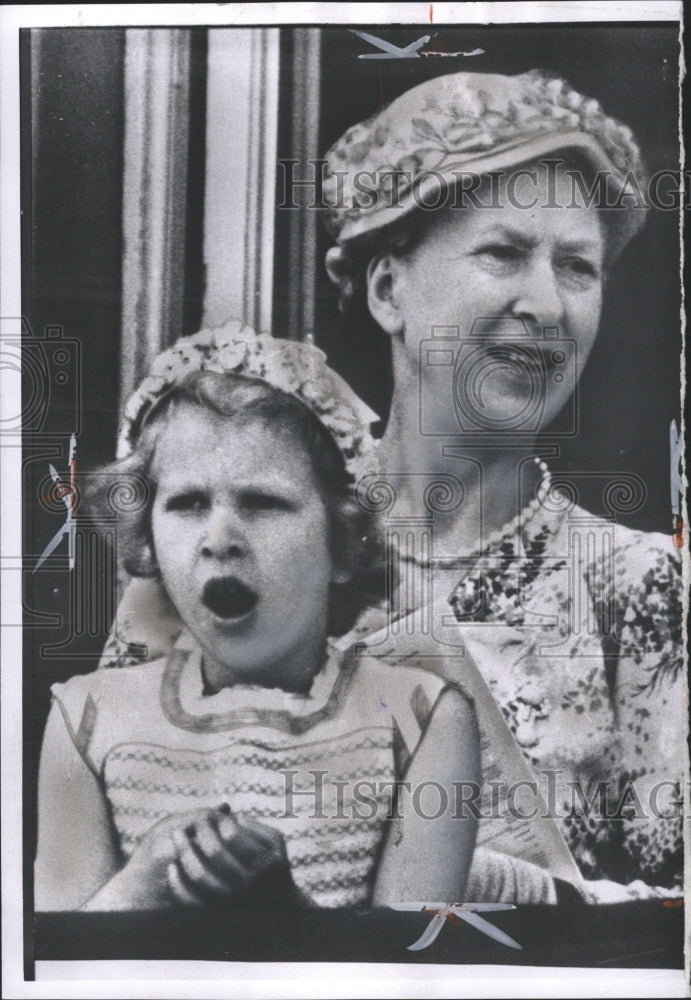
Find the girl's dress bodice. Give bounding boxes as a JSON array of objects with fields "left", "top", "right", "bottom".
[{"left": 51, "top": 633, "right": 451, "bottom": 907}]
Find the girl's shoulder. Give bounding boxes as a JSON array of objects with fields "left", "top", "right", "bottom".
[
  {"left": 343, "top": 650, "right": 465, "bottom": 767},
  {"left": 349, "top": 649, "right": 453, "bottom": 698},
  {"left": 347, "top": 646, "right": 468, "bottom": 722},
  {"left": 49, "top": 657, "right": 173, "bottom": 778},
  {"left": 50, "top": 658, "right": 168, "bottom": 729}
]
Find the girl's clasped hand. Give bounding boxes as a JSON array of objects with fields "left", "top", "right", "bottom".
[{"left": 85, "top": 804, "right": 295, "bottom": 910}]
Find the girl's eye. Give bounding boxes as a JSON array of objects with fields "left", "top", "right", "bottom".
[{"left": 164, "top": 490, "right": 209, "bottom": 513}]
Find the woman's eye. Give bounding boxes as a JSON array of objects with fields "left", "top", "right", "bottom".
[
  {"left": 559, "top": 257, "right": 601, "bottom": 281},
  {"left": 164, "top": 490, "right": 209, "bottom": 513},
  {"left": 564, "top": 257, "right": 600, "bottom": 278},
  {"left": 475, "top": 243, "right": 523, "bottom": 263}
]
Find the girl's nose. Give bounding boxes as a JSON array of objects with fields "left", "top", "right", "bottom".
[
  {"left": 200, "top": 506, "right": 246, "bottom": 559},
  {"left": 509, "top": 259, "right": 564, "bottom": 330}
]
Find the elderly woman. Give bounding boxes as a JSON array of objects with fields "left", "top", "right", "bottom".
[{"left": 320, "top": 70, "right": 683, "bottom": 904}]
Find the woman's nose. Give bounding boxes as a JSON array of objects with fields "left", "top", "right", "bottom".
[
  {"left": 509, "top": 260, "right": 564, "bottom": 329},
  {"left": 200, "top": 505, "right": 246, "bottom": 559}
]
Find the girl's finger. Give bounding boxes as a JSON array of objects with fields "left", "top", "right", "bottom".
[
  {"left": 224, "top": 820, "right": 286, "bottom": 872},
  {"left": 166, "top": 861, "right": 203, "bottom": 907},
  {"left": 238, "top": 817, "right": 284, "bottom": 849},
  {"left": 239, "top": 818, "right": 287, "bottom": 858},
  {"left": 173, "top": 825, "right": 247, "bottom": 897},
  {"left": 193, "top": 816, "right": 251, "bottom": 883},
  {"left": 215, "top": 806, "right": 240, "bottom": 844}
]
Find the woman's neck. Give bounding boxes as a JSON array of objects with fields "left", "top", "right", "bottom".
[{"left": 380, "top": 393, "right": 542, "bottom": 559}]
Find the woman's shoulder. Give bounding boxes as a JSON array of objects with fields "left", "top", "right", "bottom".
[
  {"left": 576, "top": 517, "right": 683, "bottom": 680},
  {"left": 610, "top": 521, "right": 681, "bottom": 577},
  {"left": 555, "top": 504, "right": 678, "bottom": 566},
  {"left": 571, "top": 511, "right": 682, "bottom": 598},
  {"left": 587, "top": 518, "right": 681, "bottom": 590}
]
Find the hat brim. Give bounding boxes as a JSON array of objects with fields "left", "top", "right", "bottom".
[{"left": 336, "top": 128, "right": 647, "bottom": 261}]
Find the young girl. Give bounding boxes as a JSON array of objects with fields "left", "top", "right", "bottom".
[{"left": 35, "top": 321, "right": 479, "bottom": 911}]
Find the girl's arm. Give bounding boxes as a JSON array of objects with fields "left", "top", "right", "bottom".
[
  {"left": 35, "top": 702, "right": 122, "bottom": 911},
  {"left": 36, "top": 701, "right": 301, "bottom": 910},
  {"left": 372, "top": 685, "right": 480, "bottom": 906}
]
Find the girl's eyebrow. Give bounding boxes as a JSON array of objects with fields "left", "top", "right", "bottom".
[
  {"left": 160, "top": 479, "right": 300, "bottom": 497},
  {"left": 160, "top": 482, "right": 208, "bottom": 493},
  {"left": 237, "top": 481, "right": 302, "bottom": 498}
]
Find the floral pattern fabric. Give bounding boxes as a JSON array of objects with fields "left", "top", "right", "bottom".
[
  {"left": 117, "top": 320, "right": 380, "bottom": 481},
  {"left": 322, "top": 69, "right": 646, "bottom": 249},
  {"left": 381, "top": 500, "right": 684, "bottom": 889}
]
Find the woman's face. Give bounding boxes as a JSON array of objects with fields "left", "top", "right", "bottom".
[
  {"left": 150, "top": 405, "right": 337, "bottom": 690},
  {"left": 376, "top": 160, "right": 605, "bottom": 435}
]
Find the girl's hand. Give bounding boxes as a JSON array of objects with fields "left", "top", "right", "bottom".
[
  {"left": 167, "top": 806, "right": 297, "bottom": 907},
  {"left": 83, "top": 805, "right": 295, "bottom": 910}
]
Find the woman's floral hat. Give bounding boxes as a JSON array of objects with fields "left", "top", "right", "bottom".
[
  {"left": 117, "top": 320, "right": 380, "bottom": 480},
  {"left": 323, "top": 69, "right": 647, "bottom": 260}
]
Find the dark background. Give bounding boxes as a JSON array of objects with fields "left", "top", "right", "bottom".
[{"left": 21, "top": 22, "right": 684, "bottom": 977}]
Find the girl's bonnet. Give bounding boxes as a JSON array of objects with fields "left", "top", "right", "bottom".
[{"left": 117, "top": 319, "right": 380, "bottom": 480}]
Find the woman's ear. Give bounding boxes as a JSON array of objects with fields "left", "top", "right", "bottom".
[{"left": 366, "top": 255, "right": 405, "bottom": 339}]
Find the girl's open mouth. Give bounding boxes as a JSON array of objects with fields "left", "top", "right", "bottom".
[{"left": 202, "top": 577, "right": 259, "bottom": 620}]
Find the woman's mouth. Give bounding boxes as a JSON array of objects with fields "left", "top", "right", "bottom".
[{"left": 202, "top": 577, "right": 259, "bottom": 621}]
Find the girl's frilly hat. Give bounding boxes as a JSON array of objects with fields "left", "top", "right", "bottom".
[
  {"left": 323, "top": 69, "right": 647, "bottom": 259},
  {"left": 117, "top": 320, "right": 380, "bottom": 480}
]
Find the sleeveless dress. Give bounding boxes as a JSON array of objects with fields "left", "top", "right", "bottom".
[{"left": 50, "top": 631, "right": 453, "bottom": 907}]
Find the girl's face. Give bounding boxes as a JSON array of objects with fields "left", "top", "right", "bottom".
[
  {"left": 373, "top": 161, "right": 605, "bottom": 434},
  {"left": 150, "top": 404, "right": 340, "bottom": 691}
]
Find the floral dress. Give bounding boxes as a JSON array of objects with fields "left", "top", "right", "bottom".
[{"left": 353, "top": 497, "right": 684, "bottom": 895}]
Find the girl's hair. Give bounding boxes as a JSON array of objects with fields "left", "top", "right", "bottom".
[{"left": 89, "top": 372, "right": 387, "bottom": 638}]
